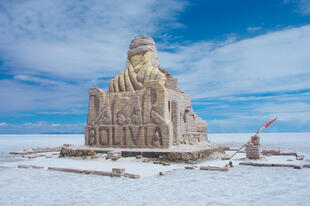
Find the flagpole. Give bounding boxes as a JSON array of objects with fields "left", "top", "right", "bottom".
[{"left": 222, "top": 117, "right": 278, "bottom": 161}]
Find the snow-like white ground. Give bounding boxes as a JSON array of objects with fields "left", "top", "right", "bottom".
[{"left": 0, "top": 133, "right": 309, "bottom": 206}]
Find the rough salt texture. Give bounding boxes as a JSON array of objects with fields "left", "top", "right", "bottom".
[
  {"left": 85, "top": 35, "right": 209, "bottom": 148},
  {"left": 59, "top": 146, "right": 224, "bottom": 162},
  {"left": 245, "top": 144, "right": 260, "bottom": 159}
]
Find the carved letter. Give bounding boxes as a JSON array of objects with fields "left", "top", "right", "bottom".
[
  {"left": 123, "top": 127, "right": 127, "bottom": 146},
  {"left": 144, "top": 126, "right": 148, "bottom": 147},
  {"left": 128, "top": 126, "right": 141, "bottom": 146},
  {"left": 88, "top": 128, "right": 97, "bottom": 146},
  {"left": 152, "top": 127, "right": 163, "bottom": 147},
  {"left": 143, "top": 89, "right": 151, "bottom": 123},
  {"left": 99, "top": 127, "right": 109, "bottom": 146},
  {"left": 112, "top": 127, "right": 121, "bottom": 145}
]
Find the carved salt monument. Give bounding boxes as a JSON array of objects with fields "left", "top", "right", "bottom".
[{"left": 85, "top": 35, "right": 208, "bottom": 148}]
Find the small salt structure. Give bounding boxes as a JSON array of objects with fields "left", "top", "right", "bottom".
[
  {"left": 222, "top": 117, "right": 278, "bottom": 160},
  {"left": 245, "top": 134, "right": 260, "bottom": 159}
]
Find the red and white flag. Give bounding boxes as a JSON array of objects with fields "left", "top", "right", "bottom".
[{"left": 256, "top": 117, "right": 278, "bottom": 135}]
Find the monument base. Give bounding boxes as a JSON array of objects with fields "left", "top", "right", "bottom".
[{"left": 59, "top": 145, "right": 224, "bottom": 163}]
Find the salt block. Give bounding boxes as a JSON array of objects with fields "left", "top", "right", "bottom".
[
  {"left": 136, "top": 155, "right": 142, "bottom": 159},
  {"left": 239, "top": 162, "right": 253, "bottom": 165},
  {"left": 200, "top": 166, "right": 228, "bottom": 171},
  {"left": 271, "top": 163, "right": 295, "bottom": 167},
  {"left": 27, "top": 156, "right": 38, "bottom": 159},
  {"left": 185, "top": 166, "right": 196, "bottom": 169},
  {"left": 30, "top": 165, "right": 44, "bottom": 169},
  {"left": 296, "top": 155, "right": 304, "bottom": 160},
  {"left": 48, "top": 167, "right": 84, "bottom": 174},
  {"left": 112, "top": 168, "right": 125, "bottom": 174},
  {"left": 17, "top": 165, "right": 31, "bottom": 168},
  {"left": 124, "top": 173, "right": 140, "bottom": 179},
  {"left": 239, "top": 162, "right": 299, "bottom": 168},
  {"left": 261, "top": 149, "right": 280, "bottom": 155},
  {"left": 245, "top": 144, "right": 260, "bottom": 159},
  {"left": 83, "top": 170, "right": 94, "bottom": 174},
  {"left": 252, "top": 163, "right": 273, "bottom": 167},
  {"left": 107, "top": 151, "right": 121, "bottom": 160},
  {"left": 93, "top": 171, "right": 122, "bottom": 177}
]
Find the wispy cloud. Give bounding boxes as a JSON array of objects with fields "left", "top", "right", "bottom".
[
  {"left": 0, "top": 122, "right": 84, "bottom": 134},
  {"left": 284, "top": 0, "right": 310, "bottom": 15},
  {"left": 247, "top": 26, "right": 262, "bottom": 32},
  {"left": 299, "top": 0, "right": 310, "bottom": 14},
  {"left": 14, "top": 75, "right": 60, "bottom": 85},
  {"left": 192, "top": 93, "right": 310, "bottom": 133}
]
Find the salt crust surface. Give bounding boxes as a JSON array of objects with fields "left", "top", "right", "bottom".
[{"left": 0, "top": 133, "right": 309, "bottom": 205}]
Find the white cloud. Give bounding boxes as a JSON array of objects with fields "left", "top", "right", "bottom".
[
  {"left": 0, "top": 122, "right": 85, "bottom": 134},
  {"left": 37, "top": 111, "right": 86, "bottom": 115},
  {"left": 0, "top": 122, "right": 7, "bottom": 126},
  {"left": 159, "top": 25, "right": 310, "bottom": 99},
  {"left": 0, "top": 0, "right": 187, "bottom": 80},
  {"left": 192, "top": 90, "right": 310, "bottom": 104},
  {"left": 50, "top": 123, "right": 61, "bottom": 127}
]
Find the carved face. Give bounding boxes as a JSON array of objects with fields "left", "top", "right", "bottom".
[
  {"left": 126, "top": 117, "right": 131, "bottom": 124},
  {"left": 89, "top": 136, "right": 96, "bottom": 145},
  {"left": 89, "top": 129, "right": 95, "bottom": 136},
  {"left": 117, "top": 113, "right": 127, "bottom": 125},
  {"left": 151, "top": 129, "right": 162, "bottom": 147}
]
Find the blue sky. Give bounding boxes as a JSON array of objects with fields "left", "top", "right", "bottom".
[{"left": 0, "top": 0, "right": 310, "bottom": 134}]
